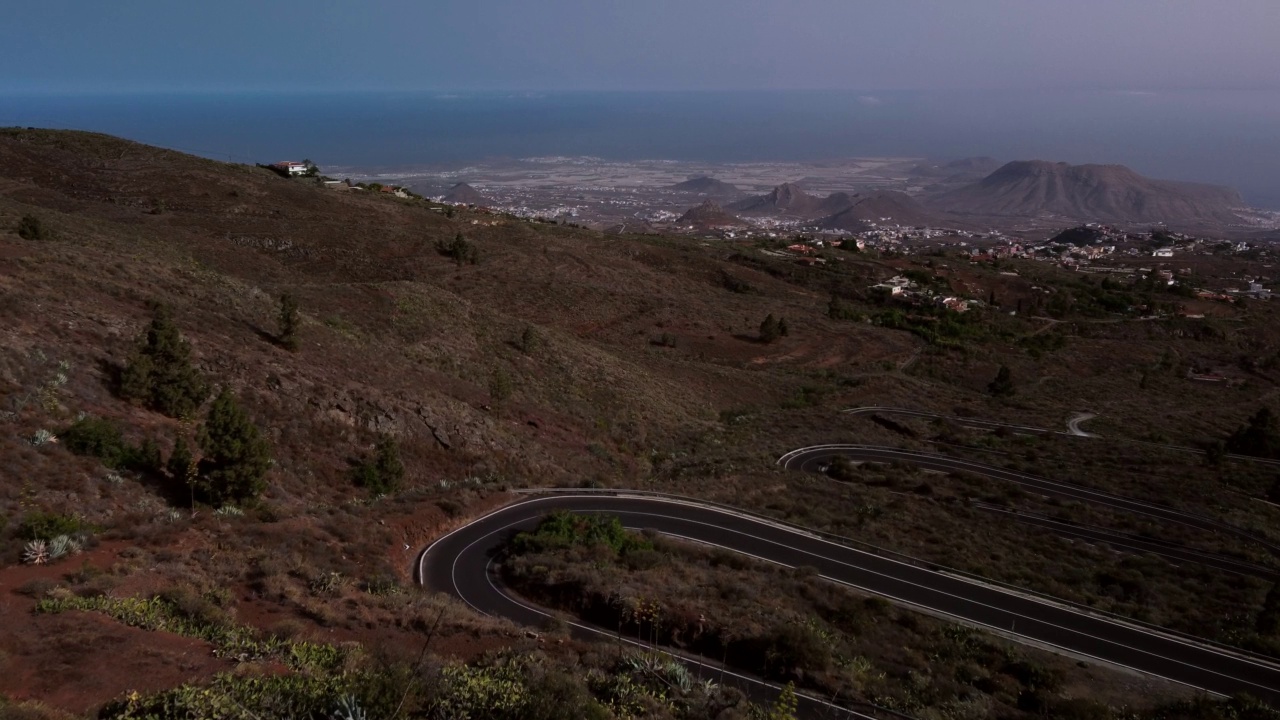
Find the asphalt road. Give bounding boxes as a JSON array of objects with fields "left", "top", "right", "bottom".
[
  {"left": 840, "top": 405, "right": 1280, "bottom": 466},
  {"left": 973, "top": 504, "right": 1280, "bottom": 581},
  {"left": 420, "top": 494, "right": 1280, "bottom": 704},
  {"left": 778, "top": 444, "right": 1280, "bottom": 556}
]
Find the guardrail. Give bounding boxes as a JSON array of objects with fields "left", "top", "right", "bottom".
[{"left": 516, "top": 486, "right": 1280, "bottom": 669}]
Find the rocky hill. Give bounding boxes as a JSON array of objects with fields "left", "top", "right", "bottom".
[
  {"left": 677, "top": 200, "right": 745, "bottom": 228},
  {"left": 443, "top": 182, "right": 489, "bottom": 205},
  {"left": 819, "top": 191, "right": 936, "bottom": 231},
  {"left": 930, "top": 160, "right": 1247, "bottom": 226},
  {"left": 670, "top": 176, "right": 740, "bottom": 197},
  {"left": 729, "top": 183, "right": 853, "bottom": 218}
]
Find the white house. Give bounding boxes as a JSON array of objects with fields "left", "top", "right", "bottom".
[
  {"left": 1152, "top": 248, "right": 1174, "bottom": 258},
  {"left": 272, "top": 161, "right": 308, "bottom": 176}
]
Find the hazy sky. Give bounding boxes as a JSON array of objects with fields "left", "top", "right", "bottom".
[{"left": 4, "top": 0, "right": 1278, "bottom": 93}]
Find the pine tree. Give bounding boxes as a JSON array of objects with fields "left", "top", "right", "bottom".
[
  {"left": 759, "top": 314, "right": 782, "bottom": 343},
  {"left": 374, "top": 436, "right": 405, "bottom": 487},
  {"left": 168, "top": 434, "right": 197, "bottom": 510},
  {"left": 120, "top": 304, "right": 208, "bottom": 418},
  {"left": 519, "top": 325, "right": 540, "bottom": 354},
  {"left": 128, "top": 438, "right": 164, "bottom": 475},
  {"left": 196, "top": 389, "right": 272, "bottom": 506},
  {"left": 1227, "top": 407, "right": 1280, "bottom": 459},
  {"left": 988, "top": 365, "right": 1015, "bottom": 397},
  {"left": 278, "top": 293, "right": 300, "bottom": 351},
  {"left": 489, "top": 368, "right": 514, "bottom": 403}
]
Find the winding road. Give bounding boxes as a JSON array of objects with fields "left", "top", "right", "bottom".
[
  {"left": 778, "top": 444, "right": 1280, "bottom": 557},
  {"left": 418, "top": 407, "right": 1280, "bottom": 711},
  {"left": 841, "top": 405, "right": 1280, "bottom": 466},
  {"left": 420, "top": 493, "right": 1280, "bottom": 705}
]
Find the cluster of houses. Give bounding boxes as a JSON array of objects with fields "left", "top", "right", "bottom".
[{"left": 869, "top": 275, "right": 974, "bottom": 313}]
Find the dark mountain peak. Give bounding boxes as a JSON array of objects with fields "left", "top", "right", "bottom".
[
  {"left": 768, "top": 182, "right": 811, "bottom": 206},
  {"left": 671, "top": 176, "right": 740, "bottom": 196},
  {"left": 933, "top": 160, "right": 1246, "bottom": 226},
  {"left": 678, "top": 200, "right": 744, "bottom": 227},
  {"left": 443, "top": 182, "right": 488, "bottom": 205}
]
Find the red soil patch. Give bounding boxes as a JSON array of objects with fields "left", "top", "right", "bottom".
[{"left": 0, "top": 543, "right": 230, "bottom": 715}]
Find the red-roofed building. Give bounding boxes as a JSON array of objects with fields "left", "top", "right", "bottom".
[{"left": 271, "top": 161, "right": 308, "bottom": 176}]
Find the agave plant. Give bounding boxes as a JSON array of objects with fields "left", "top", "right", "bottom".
[
  {"left": 213, "top": 506, "right": 244, "bottom": 517},
  {"left": 624, "top": 651, "right": 693, "bottom": 693},
  {"left": 333, "top": 694, "right": 367, "bottom": 720},
  {"left": 22, "top": 539, "right": 49, "bottom": 565},
  {"left": 29, "top": 429, "right": 56, "bottom": 446},
  {"left": 48, "top": 535, "right": 72, "bottom": 560}
]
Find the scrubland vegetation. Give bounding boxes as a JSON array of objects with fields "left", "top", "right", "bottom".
[{"left": 4, "top": 128, "right": 1280, "bottom": 717}]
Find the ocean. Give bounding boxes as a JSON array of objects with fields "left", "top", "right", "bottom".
[{"left": 2, "top": 90, "right": 1278, "bottom": 208}]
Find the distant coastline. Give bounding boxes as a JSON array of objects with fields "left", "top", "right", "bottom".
[{"left": 2, "top": 89, "right": 1277, "bottom": 209}]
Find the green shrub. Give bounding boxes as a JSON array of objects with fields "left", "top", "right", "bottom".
[
  {"left": 16, "top": 214, "right": 48, "bottom": 240},
  {"left": 60, "top": 415, "right": 127, "bottom": 466},
  {"left": 351, "top": 435, "right": 405, "bottom": 496},
  {"left": 60, "top": 415, "right": 164, "bottom": 473},
  {"left": 436, "top": 233, "right": 479, "bottom": 266},
  {"left": 17, "top": 511, "right": 83, "bottom": 541},
  {"left": 510, "top": 512, "right": 652, "bottom": 556}
]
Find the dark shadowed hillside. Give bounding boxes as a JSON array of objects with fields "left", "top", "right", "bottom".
[{"left": 930, "top": 160, "right": 1247, "bottom": 225}]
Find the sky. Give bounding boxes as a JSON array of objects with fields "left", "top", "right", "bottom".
[{"left": 4, "top": 0, "right": 1279, "bottom": 93}]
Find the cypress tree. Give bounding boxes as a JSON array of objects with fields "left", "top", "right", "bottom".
[{"left": 196, "top": 389, "right": 272, "bottom": 506}]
